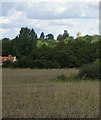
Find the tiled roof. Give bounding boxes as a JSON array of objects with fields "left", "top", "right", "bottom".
[{"left": 0, "top": 55, "right": 16, "bottom": 64}]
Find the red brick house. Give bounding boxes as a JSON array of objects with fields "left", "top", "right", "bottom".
[{"left": 0, "top": 55, "right": 17, "bottom": 65}]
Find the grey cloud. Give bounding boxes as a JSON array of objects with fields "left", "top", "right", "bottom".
[
  {"left": 1, "top": 2, "right": 98, "bottom": 19},
  {"left": 58, "top": 3, "right": 98, "bottom": 19},
  {"left": 25, "top": 2, "right": 98, "bottom": 19},
  {"left": 0, "top": 2, "right": 99, "bottom": 39},
  {"left": 1, "top": 20, "right": 35, "bottom": 29},
  {"left": 1, "top": 2, "right": 28, "bottom": 16},
  {"left": 1, "top": 2, "right": 15, "bottom": 16}
]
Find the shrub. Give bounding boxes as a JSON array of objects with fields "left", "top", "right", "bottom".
[
  {"left": 57, "top": 74, "right": 67, "bottom": 81},
  {"left": 33, "top": 60, "right": 45, "bottom": 68},
  {"left": 77, "top": 60, "right": 100, "bottom": 80},
  {"left": 12, "top": 56, "right": 34, "bottom": 68},
  {"left": 12, "top": 61, "right": 18, "bottom": 68},
  {"left": 33, "top": 60, "right": 60, "bottom": 69},
  {"left": 44, "top": 61, "right": 60, "bottom": 68},
  {"left": 2, "top": 60, "right": 12, "bottom": 68}
]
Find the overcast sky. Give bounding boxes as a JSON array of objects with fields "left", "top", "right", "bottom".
[{"left": 0, "top": 1, "right": 99, "bottom": 39}]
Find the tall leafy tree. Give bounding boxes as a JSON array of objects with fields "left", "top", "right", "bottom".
[
  {"left": 57, "top": 34, "right": 63, "bottom": 41},
  {"left": 31, "top": 28, "right": 37, "bottom": 39},
  {"left": 46, "top": 33, "right": 54, "bottom": 40},
  {"left": 2, "top": 38, "right": 13, "bottom": 56},
  {"left": 63, "top": 30, "right": 69, "bottom": 39},
  {"left": 40, "top": 32, "right": 45, "bottom": 39},
  {"left": 13, "top": 27, "right": 37, "bottom": 58}
]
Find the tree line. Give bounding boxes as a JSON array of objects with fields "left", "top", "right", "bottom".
[{"left": 1, "top": 27, "right": 100, "bottom": 68}]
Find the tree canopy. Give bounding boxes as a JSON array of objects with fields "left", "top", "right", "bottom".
[{"left": 1, "top": 27, "right": 100, "bottom": 68}]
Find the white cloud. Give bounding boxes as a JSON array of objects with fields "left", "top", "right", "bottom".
[
  {"left": 0, "top": 28, "right": 9, "bottom": 34},
  {"left": 0, "top": 2, "right": 99, "bottom": 39},
  {"left": 0, "top": 28, "right": 10, "bottom": 38},
  {"left": 0, "top": 17, "right": 11, "bottom": 24},
  {"left": 0, "top": 28, "right": 20, "bottom": 39},
  {"left": 1, "top": 0, "right": 100, "bottom": 2},
  {"left": 8, "top": 9, "right": 25, "bottom": 21}
]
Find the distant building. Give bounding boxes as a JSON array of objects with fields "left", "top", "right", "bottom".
[
  {"left": 0, "top": 55, "right": 17, "bottom": 65},
  {"left": 76, "top": 32, "right": 82, "bottom": 38}
]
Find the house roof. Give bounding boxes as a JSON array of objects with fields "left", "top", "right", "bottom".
[{"left": 0, "top": 55, "right": 16, "bottom": 64}]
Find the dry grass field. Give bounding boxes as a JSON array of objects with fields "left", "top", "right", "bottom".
[{"left": 2, "top": 69, "right": 99, "bottom": 118}]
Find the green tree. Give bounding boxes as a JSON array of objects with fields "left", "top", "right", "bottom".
[
  {"left": 13, "top": 27, "right": 37, "bottom": 58},
  {"left": 40, "top": 32, "right": 45, "bottom": 39},
  {"left": 46, "top": 33, "right": 54, "bottom": 40},
  {"left": 2, "top": 38, "right": 13, "bottom": 56},
  {"left": 14, "top": 56, "right": 33, "bottom": 68},
  {"left": 64, "top": 36, "right": 74, "bottom": 44},
  {"left": 31, "top": 28, "right": 37, "bottom": 39},
  {"left": 2, "top": 60, "right": 12, "bottom": 68},
  {"left": 63, "top": 30, "right": 69, "bottom": 39},
  {"left": 57, "top": 34, "right": 63, "bottom": 41}
]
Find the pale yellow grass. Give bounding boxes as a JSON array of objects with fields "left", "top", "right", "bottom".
[{"left": 2, "top": 69, "right": 99, "bottom": 118}]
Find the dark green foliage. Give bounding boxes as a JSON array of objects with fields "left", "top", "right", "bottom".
[
  {"left": 32, "top": 60, "right": 45, "bottom": 68},
  {"left": 62, "top": 30, "right": 69, "bottom": 39},
  {"left": 44, "top": 61, "right": 60, "bottom": 68},
  {"left": 46, "top": 33, "right": 54, "bottom": 40},
  {"left": 12, "top": 56, "right": 33, "bottom": 68},
  {"left": 12, "top": 61, "right": 19, "bottom": 68},
  {"left": 40, "top": 32, "right": 45, "bottom": 39},
  {"left": 76, "top": 60, "right": 100, "bottom": 80},
  {"left": 57, "top": 34, "right": 63, "bottom": 41},
  {"left": 32, "top": 60, "right": 60, "bottom": 69},
  {"left": 1, "top": 27, "right": 100, "bottom": 74},
  {"left": 69, "top": 40, "right": 98, "bottom": 66},
  {"left": 2, "top": 38, "right": 13, "bottom": 56},
  {"left": 31, "top": 28, "right": 37, "bottom": 39},
  {"left": 12, "top": 27, "right": 37, "bottom": 58},
  {"left": 57, "top": 30, "right": 69, "bottom": 41},
  {"left": 2, "top": 60, "right": 12, "bottom": 68},
  {"left": 57, "top": 74, "right": 66, "bottom": 81},
  {"left": 0, "top": 40, "right": 2, "bottom": 56}
]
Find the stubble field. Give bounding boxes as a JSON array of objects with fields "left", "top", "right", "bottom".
[{"left": 2, "top": 69, "right": 99, "bottom": 118}]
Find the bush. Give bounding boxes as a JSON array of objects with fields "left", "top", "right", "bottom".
[
  {"left": 77, "top": 60, "right": 100, "bottom": 80},
  {"left": 44, "top": 61, "right": 60, "bottom": 68},
  {"left": 12, "top": 61, "right": 18, "bottom": 68},
  {"left": 12, "top": 56, "right": 34, "bottom": 68},
  {"left": 12, "top": 58, "right": 60, "bottom": 69},
  {"left": 57, "top": 74, "right": 67, "bottom": 81},
  {"left": 33, "top": 60, "right": 60, "bottom": 69},
  {"left": 2, "top": 60, "right": 12, "bottom": 68},
  {"left": 33, "top": 60, "right": 45, "bottom": 68}
]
